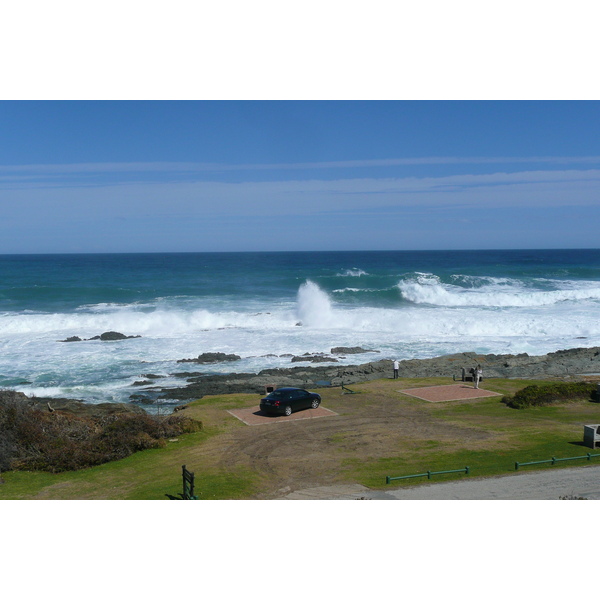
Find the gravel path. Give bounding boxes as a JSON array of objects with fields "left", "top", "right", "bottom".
[{"left": 283, "top": 464, "right": 600, "bottom": 499}]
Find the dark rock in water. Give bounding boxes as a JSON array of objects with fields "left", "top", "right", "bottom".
[
  {"left": 93, "top": 331, "right": 141, "bottom": 341},
  {"left": 177, "top": 352, "right": 241, "bottom": 364},
  {"left": 291, "top": 355, "right": 339, "bottom": 363},
  {"left": 331, "top": 346, "right": 379, "bottom": 355},
  {"left": 131, "top": 380, "right": 159, "bottom": 387},
  {"left": 74, "top": 331, "right": 142, "bottom": 341}
]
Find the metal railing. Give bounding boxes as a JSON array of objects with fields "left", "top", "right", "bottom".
[
  {"left": 385, "top": 452, "right": 600, "bottom": 485},
  {"left": 515, "top": 453, "right": 600, "bottom": 470},
  {"left": 386, "top": 466, "right": 469, "bottom": 484}
]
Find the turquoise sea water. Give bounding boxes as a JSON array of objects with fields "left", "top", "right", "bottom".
[{"left": 1, "top": 249, "right": 600, "bottom": 405}]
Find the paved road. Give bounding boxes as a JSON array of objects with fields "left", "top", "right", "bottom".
[{"left": 284, "top": 464, "right": 600, "bottom": 499}]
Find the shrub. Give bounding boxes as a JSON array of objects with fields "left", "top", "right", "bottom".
[
  {"left": 0, "top": 394, "right": 203, "bottom": 472},
  {"left": 0, "top": 393, "right": 27, "bottom": 471},
  {"left": 502, "top": 382, "right": 597, "bottom": 409},
  {"left": 163, "top": 415, "right": 203, "bottom": 435}
]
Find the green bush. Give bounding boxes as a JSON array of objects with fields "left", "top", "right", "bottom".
[{"left": 502, "top": 382, "right": 597, "bottom": 409}]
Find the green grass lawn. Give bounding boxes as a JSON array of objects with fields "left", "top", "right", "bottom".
[
  {"left": 347, "top": 378, "right": 600, "bottom": 489},
  {"left": 0, "top": 427, "right": 258, "bottom": 500},
  {"left": 1, "top": 377, "right": 599, "bottom": 499}
]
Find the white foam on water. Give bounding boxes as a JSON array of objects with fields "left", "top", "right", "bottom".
[
  {"left": 331, "top": 287, "right": 386, "bottom": 294},
  {"left": 16, "top": 386, "right": 66, "bottom": 398},
  {"left": 3, "top": 278, "right": 600, "bottom": 405},
  {"left": 336, "top": 268, "right": 368, "bottom": 277},
  {"left": 0, "top": 306, "right": 296, "bottom": 338},
  {"left": 398, "top": 275, "right": 600, "bottom": 308}
]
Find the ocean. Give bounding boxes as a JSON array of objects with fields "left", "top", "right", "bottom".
[{"left": 1, "top": 249, "right": 600, "bottom": 407}]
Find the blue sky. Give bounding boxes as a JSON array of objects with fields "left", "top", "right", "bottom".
[{"left": 2, "top": 100, "right": 600, "bottom": 253}]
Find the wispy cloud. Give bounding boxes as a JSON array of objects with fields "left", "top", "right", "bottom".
[
  {"left": 2, "top": 164, "right": 600, "bottom": 253},
  {"left": 2, "top": 155, "right": 600, "bottom": 179},
  {"left": 3, "top": 168, "right": 600, "bottom": 221}
]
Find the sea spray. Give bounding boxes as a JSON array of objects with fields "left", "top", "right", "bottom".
[{"left": 296, "top": 280, "right": 335, "bottom": 327}]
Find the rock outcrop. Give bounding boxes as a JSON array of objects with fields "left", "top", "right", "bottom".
[
  {"left": 291, "top": 353, "right": 339, "bottom": 363},
  {"left": 331, "top": 346, "right": 379, "bottom": 354},
  {"left": 0, "top": 390, "right": 146, "bottom": 417},
  {"left": 155, "top": 347, "right": 600, "bottom": 400},
  {"left": 59, "top": 331, "right": 141, "bottom": 342},
  {"left": 177, "top": 352, "right": 241, "bottom": 364},
  {"left": 88, "top": 331, "right": 142, "bottom": 341},
  {"left": 8, "top": 347, "right": 600, "bottom": 408}
]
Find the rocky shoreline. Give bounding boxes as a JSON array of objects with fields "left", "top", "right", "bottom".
[
  {"left": 7, "top": 345, "right": 600, "bottom": 412},
  {"left": 144, "top": 346, "right": 600, "bottom": 402}
]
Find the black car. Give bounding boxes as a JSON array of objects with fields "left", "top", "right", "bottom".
[{"left": 260, "top": 387, "right": 322, "bottom": 416}]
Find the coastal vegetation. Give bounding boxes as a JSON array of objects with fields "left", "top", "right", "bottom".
[
  {"left": 0, "top": 391, "right": 202, "bottom": 473},
  {"left": 502, "top": 382, "right": 598, "bottom": 409},
  {"left": 2, "top": 375, "right": 600, "bottom": 500}
]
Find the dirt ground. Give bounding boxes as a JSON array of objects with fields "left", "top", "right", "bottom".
[{"left": 182, "top": 378, "right": 508, "bottom": 499}]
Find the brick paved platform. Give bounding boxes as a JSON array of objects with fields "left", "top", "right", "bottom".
[
  {"left": 399, "top": 384, "right": 502, "bottom": 403},
  {"left": 228, "top": 405, "right": 338, "bottom": 426}
]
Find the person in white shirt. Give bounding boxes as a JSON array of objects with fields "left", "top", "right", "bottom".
[
  {"left": 393, "top": 360, "right": 399, "bottom": 379},
  {"left": 474, "top": 365, "right": 482, "bottom": 389}
]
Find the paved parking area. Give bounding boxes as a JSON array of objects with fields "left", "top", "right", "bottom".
[
  {"left": 399, "top": 384, "right": 502, "bottom": 402},
  {"left": 227, "top": 405, "right": 338, "bottom": 426}
]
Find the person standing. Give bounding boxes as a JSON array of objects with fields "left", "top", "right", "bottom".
[
  {"left": 474, "top": 364, "right": 482, "bottom": 389},
  {"left": 393, "top": 359, "right": 399, "bottom": 379}
]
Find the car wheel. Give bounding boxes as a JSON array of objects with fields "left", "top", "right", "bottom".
[
  {"left": 311, "top": 398, "right": 321, "bottom": 409},
  {"left": 284, "top": 405, "right": 292, "bottom": 416}
]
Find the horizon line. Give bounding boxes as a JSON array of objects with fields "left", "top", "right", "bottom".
[{"left": 1, "top": 247, "right": 599, "bottom": 257}]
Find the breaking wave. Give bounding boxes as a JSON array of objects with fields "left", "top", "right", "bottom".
[
  {"left": 336, "top": 268, "right": 368, "bottom": 277},
  {"left": 0, "top": 306, "right": 288, "bottom": 338},
  {"left": 398, "top": 274, "right": 600, "bottom": 308}
]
